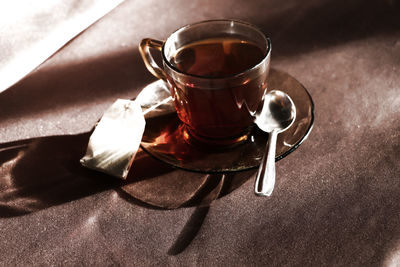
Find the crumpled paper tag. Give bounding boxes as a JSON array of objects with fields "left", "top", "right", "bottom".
[{"left": 80, "top": 99, "right": 145, "bottom": 179}]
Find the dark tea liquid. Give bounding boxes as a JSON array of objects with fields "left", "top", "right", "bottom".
[{"left": 168, "top": 38, "right": 268, "bottom": 144}]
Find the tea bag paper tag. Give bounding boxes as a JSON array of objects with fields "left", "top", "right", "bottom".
[{"left": 80, "top": 99, "right": 145, "bottom": 179}]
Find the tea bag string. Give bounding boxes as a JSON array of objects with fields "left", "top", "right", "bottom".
[{"left": 141, "top": 96, "right": 173, "bottom": 115}]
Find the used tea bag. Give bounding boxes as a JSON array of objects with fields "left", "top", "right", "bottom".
[
  {"left": 80, "top": 99, "right": 145, "bottom": 179},
  {"left": 136, "top": 79, "right": 174, "bottom": 119}
]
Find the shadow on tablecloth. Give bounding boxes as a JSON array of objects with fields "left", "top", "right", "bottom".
[{"left": 0, "top": 132, "right": 255, "bottom": 217}]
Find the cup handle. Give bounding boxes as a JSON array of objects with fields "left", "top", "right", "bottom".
[{"left": 139, "top": 38, "right": 168, "bottom": 81}]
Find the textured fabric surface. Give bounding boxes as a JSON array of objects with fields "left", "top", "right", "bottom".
[
  {"left": 0, "top": 0, "right": 124, "bottom": 93},
  {"left": 0, "top": 0, "right": 399, "bottom": 266}
]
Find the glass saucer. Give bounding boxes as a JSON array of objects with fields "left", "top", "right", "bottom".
[{"left": 140, "top": 68, "right": 314, "bottom": 173}]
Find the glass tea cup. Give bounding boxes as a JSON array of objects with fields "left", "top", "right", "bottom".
[{"left": 139, "top": 20, "right": 271, "bottom": 146}]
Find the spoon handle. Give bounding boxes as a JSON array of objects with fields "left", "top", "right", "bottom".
[{"left": 255, "top": 130, "right": 278, "bottom": 196}]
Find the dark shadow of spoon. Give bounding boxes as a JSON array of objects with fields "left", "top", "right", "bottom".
[{"left": 167, "top": 174, "right": 228, "bottom": 255}]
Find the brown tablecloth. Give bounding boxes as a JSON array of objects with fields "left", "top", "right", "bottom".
[{"left": 1, "top": 0, "right": 399, "bottom": 265}]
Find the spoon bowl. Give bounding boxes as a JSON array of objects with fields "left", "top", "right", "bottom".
[{"left": 254, "top": 90, "right": 296, "bottom": 196}]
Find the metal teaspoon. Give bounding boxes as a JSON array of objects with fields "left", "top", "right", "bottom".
[{"left": 254, "top": 90, "right": 296, "bottom": 196}]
